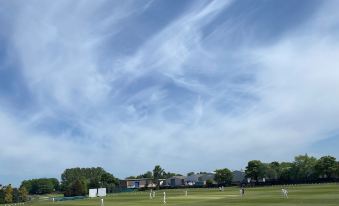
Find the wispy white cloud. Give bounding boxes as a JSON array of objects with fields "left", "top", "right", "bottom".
[{"left": 0, "top": 0, "right": 339, "bottom": 185}]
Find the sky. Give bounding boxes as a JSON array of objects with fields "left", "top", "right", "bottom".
[{"left": 1, "top": 0, "right": 339, "bottom": 186}]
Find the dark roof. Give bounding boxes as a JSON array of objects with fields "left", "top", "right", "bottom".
[{"left": 122, "top": 178, "right": 166, "bottom": 181}]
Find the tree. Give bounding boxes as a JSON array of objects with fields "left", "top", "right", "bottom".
[
  {"left": 214, "top": 168, "right": 233, "bottom": 185},
  {"left": 136, "top": 171, "right": 153, "bottom": 179},
  {"left": 293, "top": 154, "right": 317, "bottom": 182},
  {"left": 198, "top": 172, "right": 208, "bottom": 174},
  {"left": 50, "top": 178, "right": 60, "bottom": 192},
  {"left": 163, "top": 172, "right": 181, "bottom": 179},
  {"left": 101, "top": 173, "right": 119, "bottom": 193},
  {"left": 20, "top": 178, "right": 59, "bottom": 194},
  {"left": 315, "top": 156, "right": 337, "bottom": 179},
  {"left": 20, "top": 180, "right": 32, "bottom": 194},
  {"left": 153, "top": 165, "right": 164, "bottom": 189},
  {"left": 0, "top": 186, "right": 5, "bottom": 204},
  {"left": 279, "top": 162, "right": 294, "bottom": 182},
  {"left": 12, "top": 188, "right": 19, "bottom": 203},
  {"left": 72, "top": 179, "right": 87, "bottom": 196},
  {"left": 187, "top": 172, "right": 195, "bottom": 176},
  {"left": 4, "top": 184, "right": 13, "bottom": 203},
  {"left": 18, "top": 187, "right": 28, "bottom": 202},
  {"left": 61, "top": 167, "right": 118, "bottom": 195},
  {"left": 205, "top": 179, "right": 214, "bottom": 187},
  {"left": 153, "top": 165, "right": 164, "bottom": 179},
  {"left": 64, "top": 179, "right": 87, "bottom": 197},
  {"left": 88, "top": 177, "right": 101, "bottom": 188},
  {"left": 245, "top": 160, "right": 265, "bottom": 182},
  {"left": 267, "top": 162, "right": 280, "bottom": 180},
  {"left": 35, "top": 179, "right": 55, "bottom": 194}
]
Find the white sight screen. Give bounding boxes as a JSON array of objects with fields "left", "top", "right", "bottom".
[{"left": 97, "top": 188, "right": 106, "bottom": 197}]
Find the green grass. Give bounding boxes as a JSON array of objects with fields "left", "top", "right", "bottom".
[{"left": 28, "top": 184, "right": 339, "bottom": 206}]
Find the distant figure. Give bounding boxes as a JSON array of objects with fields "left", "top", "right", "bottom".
[
  {"left": 240, "top": 188, "right": 245, "bottom": 197},
  {"left": 222, "top": 186, "right": 224, "bottom": 191},
  {"left": 149, "top": 191, "right": 153, "bottom": 199},
  {"left": 100, "top": 198, "right": 104, "bottom": 206},
  {"left": 281, "top": 189, "right": 288, "bottom": 199},
  {"left": 52, "top": 197, "right": 55, "bottom": 202},
  {"left": 185, "top": 190, "right": 188, "bottom": 196},
  {"left": 219, "top": 187, "right": 222, "bottom": 191},
  {"left": 153, "top": 191, "right": 156, "bottom": 198},
  {"left": 163, "top": 192, "right": 167, "bottom": 204}
]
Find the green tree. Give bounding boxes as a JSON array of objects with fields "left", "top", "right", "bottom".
[
  {"left": 245, "top": 160, "right": 265, "bottom": 182},
  {"left": 88, "top": 177, "right": 101, "bottom": 188},
  {"left": 153, "top": 165, "right": 164, "bottom": 189},
  {"left": 61, "top": 167, "right": 118, "bottom": 195},
  {"left": 163, "top": 172, "right": 180, "bottom": 179},
  {"left": 50, "top": 178, "right": 60, "bottom": 192},
  {"left": 0, "top": 187, "right": 5, "bottom": 204},
  {"left": 279, "top": 162, "right": 294, "bottom": 182},
  {"left": 35, "top": 179, "right": 55, "bottom": 194},
  {"left": 20, "top": 180, "right": 32, "bottom": 194},
  {"left": 214, "top": 168, "right": 233, "bottom": 185},
  {"left": 72, "top": 179, "right": 87, "bottom": 196},
  {"left": 19, "top": 186, "right": 28, "bottom": 202},
  {"left": 12, "top": 188, "right": 19, "bottom": 203},
  {"left": 101, "top": 173, "right": 118, "bottom": 193},
  {"left": 315, "top": 156, "right": 337, "bottom": 179},
  {"left": 20, "top": 178, "right": 59, "bottom": 194},
  {"left": 205, "top": 179, "right": 214, "bottom": 187},
  {"left": 293, "top": 154, "right": 317, "bottom": 181},
  {"left": 136, "top": 171, "right": 153, "bottom": 179},
  {"left": 187, "top": 172, "right": 195, "bottom": 176},
  {"left": 64, "top": 179, "right": 87, "bottom": 197},
  {"left": 267, "top": 162, "right": 280, "bottom": 180},
  {"left": 4, "top": 184, "right": 13, "bottom": 203}
]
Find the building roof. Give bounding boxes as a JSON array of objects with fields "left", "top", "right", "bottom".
[
  {"left": 122, "top": 178, "right": 153, "bottom": 181},
  {"left": 167, "top": 175, "right": 186, "bottom": 179},
  {"left": 122, "top": 178, "right": 166, "bottom": 181}
]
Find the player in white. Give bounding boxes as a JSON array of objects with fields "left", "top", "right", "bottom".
[
  {"left": 240, "top": 187, "right": 245, "bottom": 198},
  {"left": 281, "top": 188, "right": 288, "bottom": 199},
  {"left": 163, "top": 192, "right": 167, "bottom": 204}
]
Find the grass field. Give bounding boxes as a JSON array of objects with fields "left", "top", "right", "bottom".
[{"left": 29, "top": 184, "right": 339, "bottom": 206}]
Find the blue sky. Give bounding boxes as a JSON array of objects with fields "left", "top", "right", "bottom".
[{"left": 1, "top": 0, "right": 339, "bottom": 186}]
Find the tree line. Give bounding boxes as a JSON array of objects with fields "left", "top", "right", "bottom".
[
  {"left": 21, "top": 178, "right": 59, "bottom": 194},
  {"left": 3, "top": 154, "right": 337, "bottom": 199},
  {"left": 18, "top": 167, "right": 119, "bottom": 197},
  {"left": 0, "top": 184, "right": 28, "bottom": 204},
  {"left": 245, "top": 154, "right": 339, "bottom": 184}
]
